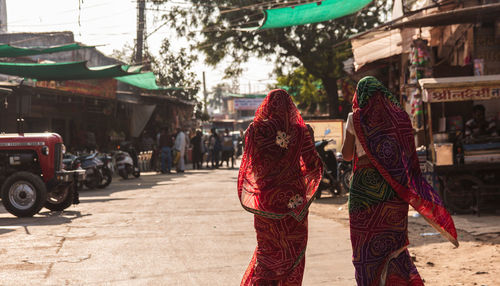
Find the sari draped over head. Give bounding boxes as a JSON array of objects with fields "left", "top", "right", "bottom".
[
  {"left": 348, "top": 76, "right": 458, "bottom": 285},
  {"left": 352, "top": 76, "right": 458, "bottom": 247},
  {"left": 238, "top": 89, "right": 322, "bottom": 285}
]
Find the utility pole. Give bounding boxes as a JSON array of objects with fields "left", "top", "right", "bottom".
[
  {"left": 135, "top": 0, "right": 146, "bottom": 64},
  {"left": 203, "top": 71, "right": 208, "bottom": 113}
]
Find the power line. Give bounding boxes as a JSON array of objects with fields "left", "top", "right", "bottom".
[{"left": 8, "top": 8, "right": 133, "bottom": 27}]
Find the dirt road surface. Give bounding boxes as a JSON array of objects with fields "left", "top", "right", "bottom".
[{"left": 0, "top": 169, "right": 354, "bottom": 285}]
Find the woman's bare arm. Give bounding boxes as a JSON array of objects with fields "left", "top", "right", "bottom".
[{"left": 341, "top": 131, "right": 355, "bottom": 162}]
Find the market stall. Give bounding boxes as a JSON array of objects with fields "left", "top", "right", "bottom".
[{"left": 419, "top": 74, "right": 500, "bottom": 215}]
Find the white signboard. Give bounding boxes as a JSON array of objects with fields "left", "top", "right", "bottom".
[{"left": 234, "top": 98, "right": 264, "bottom": 110}]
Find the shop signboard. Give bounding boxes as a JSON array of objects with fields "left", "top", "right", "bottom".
[
  {"left": 306, "top": 120, "right": 344, "bottom": 153},
  {"left": 234, "top": 98, "right": 264, "bottom": 110},
  {"left": 422, "top": 86, "right": 500, "bottom": 102},
  {"left": 36, "top": 78, "right": 117, "bottom": 99}
]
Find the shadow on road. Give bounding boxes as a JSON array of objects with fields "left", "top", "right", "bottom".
[
  {"left": 0, "top": 210, "right": 91, "bottom": 236},
  {"left": 0, "top": 229, "right": 15, "bottom": 235},
  {"left": 0, "top": 168, "right": 237, "bottom": 233},
  {"left": 79, "top": 198, "right": 127, "bottom": 204},
  {"left": 313, "top": 193, "right": 348, "bottom": 205}
]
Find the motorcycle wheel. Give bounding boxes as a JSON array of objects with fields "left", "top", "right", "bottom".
[
  {"left": 84, "top": 169, "right": 100, "bottom": 189},
  {"left": 119, "top": 169, "right": 129, "bottom": 180},
  {"left": 45, "top": 184, "right": 75, "bottom": 211},
  {"left": 97, "top": 168, "right": 113, "bottom": 189},
  {"left": 340, "top": 170, "right": 352, "bottom": 193}
]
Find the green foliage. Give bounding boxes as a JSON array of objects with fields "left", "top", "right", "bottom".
[
  {"left": 151, "top": 40, "right": 201, "bottom": 101},
  {"left": 194, "top": 101, "right": 210, "bottom": 121},
  {"left": 274, "top": 67, "right": 327, "bottom": 114},
  {"left": 110, "top": 40, "right": 201, "bottom": 101},
  {"left": 111, "top": 43, "right": 135, "bottom": 63},
  {"left": 153, "top": 0, "right": 390, "bottom": 117},
  {"left": 209, "top": 83, "right": 230, "bottom": 110}
]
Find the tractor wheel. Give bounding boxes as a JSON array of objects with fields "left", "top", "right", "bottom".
[
  {"left": 1, "top": 172, "right": 47, "bottom": 217},
  {"left": 45, "top": 184, "right": 75, "bottom": 211}
]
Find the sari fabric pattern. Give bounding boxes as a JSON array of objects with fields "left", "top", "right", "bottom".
[
  {"left": 352, "top": 77, "right": 458, "bottom": 246},
  {"left": 238, "top": 89, "right": 322, "bottom": 221},
  {"left": 348, "top": 76, "right": 458, "bottom": 285},
  {"left": 238, "top": 89, "right": 322, "bottom": 285},
  {"left": 350, "top": 167, "right": 423, "bottom": 285}
]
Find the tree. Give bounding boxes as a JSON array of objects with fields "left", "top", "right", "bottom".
[
  {"left": 151, "top": 39, "right": 201, "bottom": 101},
  {"left": 153, "top": 0, "right": 390, "bottom": 118},
  {"left": 274, "top": 67, "right": 327, "bottom": 115},
  {"left": 111, "top": 40, "right": 206, "bottom": 120},
  {"left": 209, "top": 83, "right": 231, "bottom": 112},
  {"left": 111, "top": 43, "right": 135, "bottom": 63}
]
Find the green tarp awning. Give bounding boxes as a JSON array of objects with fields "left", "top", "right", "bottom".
[
  {"left": 0, "top": 43, "right": 91, "bottom": 58},
  {"left": 244, "top": 0, "right": 372, "bottom": 30},
  {"left": 0, "top": 61, "right": 140, "bottom": 80},
  {"left": 115, "top": 72, "right": 185, "bottom": 90}
]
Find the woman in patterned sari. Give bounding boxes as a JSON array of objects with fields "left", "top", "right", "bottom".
[
  {"left": 238, "top": 89, "right": 322, "bottom": 285},
  {"left": 342, "top": 76, "right": 459, "bottom": 285}
]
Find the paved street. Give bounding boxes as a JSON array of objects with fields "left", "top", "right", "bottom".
[{"left": 0, "top": 168, "right": 354, "bottom": 285}]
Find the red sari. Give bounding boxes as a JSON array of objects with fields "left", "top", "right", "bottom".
[{"left": 238, "top": 89, "right": 322, "bottom": 285}]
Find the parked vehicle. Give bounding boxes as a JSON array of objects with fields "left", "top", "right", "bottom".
[
  {"left": 64, "top": 152, "right": 111, "bottom": 189},
  {"left": 337, "top": 153, "right": 353, "bottom": 193},
  {"left": 96, "top": 153, "right": 113, "bottom": 188},
  {"left": 114, "top": 142, "right": 140, "bottom": 179},
  {"left": 314, "top": 139, "right": 342, "bottom": 199},
  {"left": 0, "top": 133, "right": 85, "bottom": 217}
]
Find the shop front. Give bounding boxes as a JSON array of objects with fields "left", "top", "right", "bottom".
[{"left": 418, "top": 74, "right": 500, "bottom": 215}]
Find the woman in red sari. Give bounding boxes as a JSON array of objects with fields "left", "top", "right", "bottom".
[
  {"left": 343, "top": 76, "right": 459, "bottom": 285},
  {"left": 238, "top": 89, "right": 323, "bottom": 285}
]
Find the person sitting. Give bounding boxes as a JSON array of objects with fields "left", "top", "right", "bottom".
[{"left": 465, "top": 104, "right": 498, "bottom": 139}]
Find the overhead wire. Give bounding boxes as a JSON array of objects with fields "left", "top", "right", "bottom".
[{"left": 6, "top": 1, "right": 118, "bottom": 26}]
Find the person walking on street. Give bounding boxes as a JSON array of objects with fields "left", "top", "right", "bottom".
[
  {"left": 209, "top": 128, "right": 221, "bottom": 168},
  {"left": 342, "top": 76, "right": 458, "bottom": 285},
  {"left": 159, "top": 128, "right": 173, "bottom": 174},
  {"left": 191, "top": 130, "right": 203, "bottom": 169},
  {"left": 175, "top": 127, "right": 186, "bottom": 173},
  {"left": 238, "top": 89, "right": 323, "bottom": 285}
]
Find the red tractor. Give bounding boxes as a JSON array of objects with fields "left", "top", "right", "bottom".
[{"left": 0, "top": 132, "right": 85, "bottom": 217}]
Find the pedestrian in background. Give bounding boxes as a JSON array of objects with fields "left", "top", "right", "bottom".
[
  {"left": 209, "top": 128, "right": 221, "bottom": 169},
  {"left": 174, "top": 127, "right": 186, "bottom": 173},
  {"left": 238, "top": 89, "right": 322, "bottom": 285},
  {"left": 159, "top": 128, "right": 173, "bottom": 174},
  {"left": 342, "top": 76, "right": 458, "bottom": 285},
  {"left": 191, "top": 129, "right": 203, "bottom": 169}
]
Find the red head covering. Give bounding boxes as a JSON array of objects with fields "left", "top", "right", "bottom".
[{"left": 238, "top": 89, "right": 322, "bottom": 221}]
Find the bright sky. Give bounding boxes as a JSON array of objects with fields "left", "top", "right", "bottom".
[{"left": 5, "top": 0, "right": 275, "bottom": 95}]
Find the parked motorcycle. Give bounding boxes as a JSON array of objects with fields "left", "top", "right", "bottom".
[
  {"left": 114, "top": 142, "right": 140, "bottom": 179},
  {"left": 96, "top": 153, "right": 113, "bottom": 188},
  {"left": 63, "top": 152, "right": 111, "bottom": 189},
  {"left": 336, "top": 153, "right": 352, "bottom": 193},
  {"left": 314, "top": 139, "right": 342, "bottom": 199}
]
